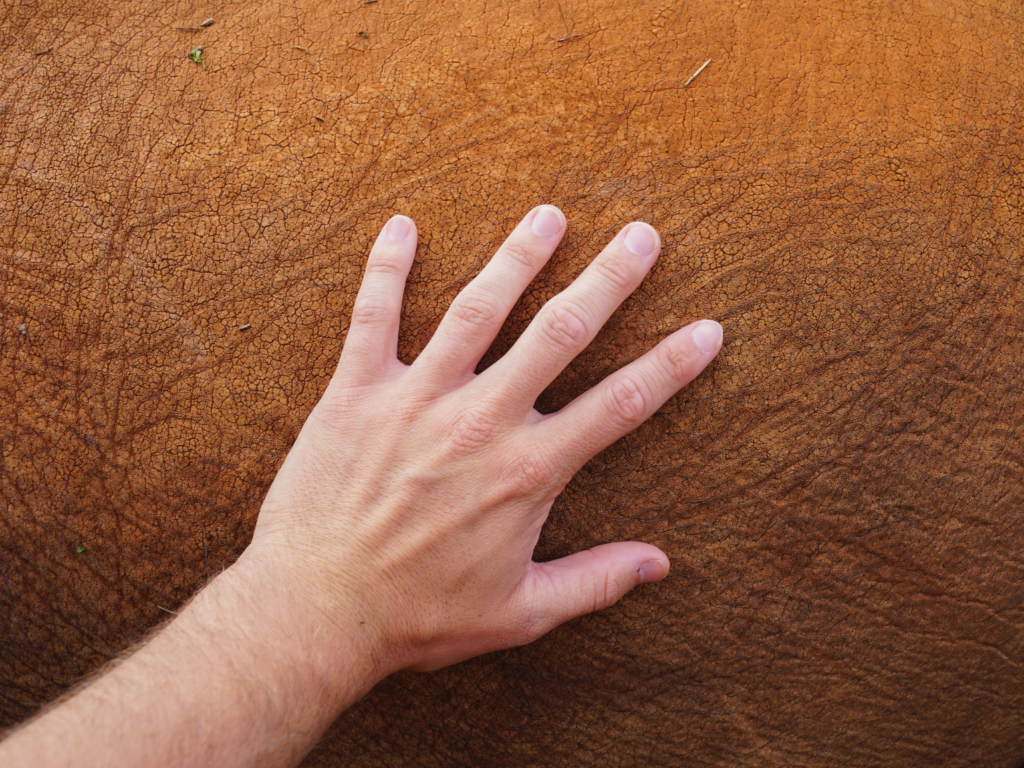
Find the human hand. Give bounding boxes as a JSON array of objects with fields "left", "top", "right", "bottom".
[{"left": 243, "top": 206, "right": 723, "bottom": 675}]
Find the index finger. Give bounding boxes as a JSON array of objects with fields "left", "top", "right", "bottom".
[{"left": 337, "top": 215, "right": 418, "bottom": 383}]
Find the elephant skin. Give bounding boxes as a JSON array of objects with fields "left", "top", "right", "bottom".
[{"left": 1, "top": 0, "right": 1023, "bottom": 765}]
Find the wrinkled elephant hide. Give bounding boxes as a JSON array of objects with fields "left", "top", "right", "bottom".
[{"left": 1, "top": 0, "right": 1023, "bottom": 765}]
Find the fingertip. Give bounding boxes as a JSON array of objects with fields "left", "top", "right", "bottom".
[
  {"left": 690, "top": 319, "right": 724, "bottom": 354},
  {"left": 638, "top": 557, "right": 669, "bottom": 585},
  {"left": 624, "top": 222, "right": 660, "bottom": 259},
  {"left": 530, "top": 205, "right": 566, "bottom": 238},
  {"left": 385, "top": 214, "right": 414, "bottom": 241}
]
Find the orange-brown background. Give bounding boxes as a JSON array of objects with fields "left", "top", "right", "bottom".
[{"left": 1, "top": 0, "right": 1023, "bottom": 765}]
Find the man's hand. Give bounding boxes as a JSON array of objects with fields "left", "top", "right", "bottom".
[
  {"left": 244, "top": 205, "right": 723, "bottom": 674},
  {"left": 0, "top": 206, "right": 722, "bottom": 767}
]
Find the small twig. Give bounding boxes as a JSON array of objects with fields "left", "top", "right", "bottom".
[
  {"left": 292, "top": 45, "right": 311, "bottom": 52},
  {"left": 557, "top": 33, "right": 583, "bottom": 43},
  {"left": 157, "top": 605, "right": 178, "bottom": 615},
  {"left": 364, "top": 0, "right": 378, "bottom": 4},
  {"left": 684, "top": 58, "right": 711, "bottom": 87},
  {"left": 313, "top": 115, "right": 325, "bottom": 122},
  {"left": 239, "top": 323, "right": 251, "bottom": 331},
  {"left": 175, "top": 18, "right": 214, "bottom": 31}
]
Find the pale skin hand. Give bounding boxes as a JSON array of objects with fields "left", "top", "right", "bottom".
[{"left": 0, "top": 205, "right": 723, "bottom": 767}]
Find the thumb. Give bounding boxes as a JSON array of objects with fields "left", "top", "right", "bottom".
[{"left": 517, "top": 542, "right": 669, "bottom": 642}]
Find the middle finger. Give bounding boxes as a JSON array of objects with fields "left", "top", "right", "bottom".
[
  {"left": 480, "top": 222, "right": 661, "bottom": 413},
  {"left": 412, "top": 205, "right": 567, "bottom": 385}
]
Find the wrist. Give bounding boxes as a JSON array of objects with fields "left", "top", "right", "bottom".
[{"left": 223, "top": 549, "right": 386, "bottom": 708}]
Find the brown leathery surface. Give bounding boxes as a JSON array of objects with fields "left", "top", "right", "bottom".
[{"left": 2, "top": 0, "right": 1024, "bottom": 765}]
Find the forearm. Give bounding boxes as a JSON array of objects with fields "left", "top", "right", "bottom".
[{"left": 0, "top": 554, "right": 379, "bottom": 768}]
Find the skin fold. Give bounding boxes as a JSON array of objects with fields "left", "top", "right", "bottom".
[{"left": 0, "top": 208, "right": 723, "bottom": 766}]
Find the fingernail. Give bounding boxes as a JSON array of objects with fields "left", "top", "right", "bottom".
[
  {"left": 531, "top": 206, "right": 564, "bottom": 238},
  {"left": 624, "top": 223, "right": 657, "bottom": 258},
  {"left": 691, "top": 320, "right": 723, "bottom": 353},
  {"left": 386, "top": 215, "right": 411, "bottom": 241},
  {"left": 639, "top": 560, "right": 667, "bottom": 584}
]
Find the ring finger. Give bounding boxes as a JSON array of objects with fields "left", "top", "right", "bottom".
[{"left": 412, "top": 205, "right": 567, "bottom": 385}]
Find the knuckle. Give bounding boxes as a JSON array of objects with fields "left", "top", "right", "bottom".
[
  {"left": 511, "top": 621, "right": 543, "bottom": 648},
  {"left": 594, "top": 255, "right": 637, "bottom": 293},
  {"left": 502, "top": 448, "right": 561, "bottom": 497},
  {"left": 606, "top": 373, "right": 651, "bottom": 427},
  {"left": 539, "top": 301, "right": 590, "bottom": 353},
  {"left": 313, "top": 384, "right": 365, "bottom": 425},
  {"left": 365, "top": 251, "right": 404, "bottom": 277},
  {"left": 350, "top": 298, "right": 393, "bottom": 327},
  {"left": 446, "top": 405, "right": 502, "bottom": 457},
  {"left": 450, "top": 291, "right": 501, "bottom": 330},
  {"left": 592, "top": 568, "right": 622, "bottom": 613},
  {"left": 499, "top": 239, "right": 541, "bottom": 270},
  {"left": 509, "top": 604, "right": 550, "bottom": 647},
  {"left": 658, "top": 339, "right": 702, "bottom": 381}
]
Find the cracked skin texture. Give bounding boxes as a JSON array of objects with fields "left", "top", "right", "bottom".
[{"left": 1, "top": 0, "right": 1023, "bottom": 764}]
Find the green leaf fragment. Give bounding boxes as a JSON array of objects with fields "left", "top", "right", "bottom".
[{"left": 188, "top": 46, "right": 207, "bottom": 70}]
